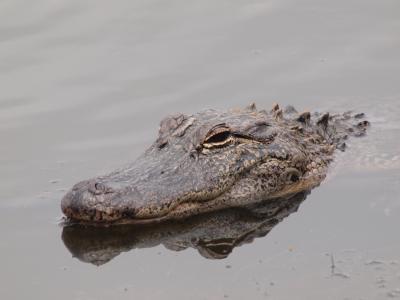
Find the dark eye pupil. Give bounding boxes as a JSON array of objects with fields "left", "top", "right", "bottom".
[{"left": 205, "top": 131, "right": 230, "bottom": 144}]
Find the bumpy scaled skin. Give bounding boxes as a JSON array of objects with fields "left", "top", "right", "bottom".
[{"left": 61, "top": 103, "right": 369, "bottom": 224}]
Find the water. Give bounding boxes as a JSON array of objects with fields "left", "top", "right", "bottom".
[{"left": 1, "top": 0, "right": 399, "bottom": 299}]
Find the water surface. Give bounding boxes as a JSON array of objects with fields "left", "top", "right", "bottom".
[{"left": 1, "top": 1, "right": 400, "bottom": 299}]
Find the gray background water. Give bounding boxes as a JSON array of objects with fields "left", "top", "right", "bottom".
[{"left": 1, "top": 0, "right": 400, "bottom": 299}]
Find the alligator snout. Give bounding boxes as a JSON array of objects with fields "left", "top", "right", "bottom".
[{"left": 61, "top": 179, "right": 139, "bottom": 223}]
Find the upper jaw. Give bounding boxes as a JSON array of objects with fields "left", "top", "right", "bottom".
[
  {"left": 61, "top": 172, "right": 235, "bottom": 225},
  {"left": 61, "top": 179, "right": 133, "bottom": 223}
]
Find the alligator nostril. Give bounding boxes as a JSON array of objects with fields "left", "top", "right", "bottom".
[{"left": 89, "top": 182, "right": 114, "bottom": 195}]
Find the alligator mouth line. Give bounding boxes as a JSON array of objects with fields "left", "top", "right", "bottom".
[
  {"left": 62, "top": 147, "right": 325, "bottom": 226},
  {"left": 63, "top": 161, "right": 318, "bottom": 227},
  {"left": 62, "top": 181, "right": 314, "bottom": 227}
]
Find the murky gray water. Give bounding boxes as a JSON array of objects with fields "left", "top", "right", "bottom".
[{"left": 1, "top": 0, "right": 400, "bottom": 299}]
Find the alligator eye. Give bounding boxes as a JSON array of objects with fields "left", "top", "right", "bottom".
[{"left": 203, "top": 126, "right": 233, "bottom": 148}]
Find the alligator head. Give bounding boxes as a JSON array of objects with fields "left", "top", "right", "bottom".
[{"left": 61, "top": 103, "right": 369, "bottom": 224}]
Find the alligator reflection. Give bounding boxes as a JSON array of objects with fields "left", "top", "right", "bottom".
[{"left": 62, "top": 191, "right": 309, "bottom": 265}]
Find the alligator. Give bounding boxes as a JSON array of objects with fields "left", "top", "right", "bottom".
[
  {"left": 61, "top": 103, "right": 369, "bottom": 225},
  {"left": 62, "top": 190, "right": 309, "bottom": 265}
]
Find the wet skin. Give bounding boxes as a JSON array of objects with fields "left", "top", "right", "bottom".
[{"left": 61, "top": 103, "right": 369, "bottom": 225}]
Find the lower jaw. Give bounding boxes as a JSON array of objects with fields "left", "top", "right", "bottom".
[{"left": 62, "top": 201, "right": 209, "bottom": 226}]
